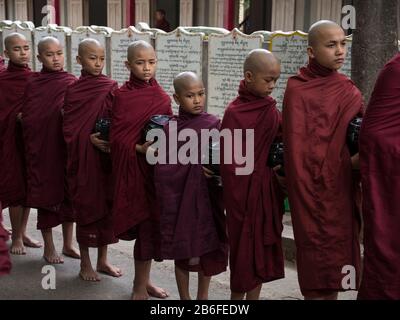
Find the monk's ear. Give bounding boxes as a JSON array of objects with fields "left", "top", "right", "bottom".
[
  {"left": 244, "top": 71, "right": 253, "bottom": 83},
  {"left": 307, "top": 46, "right": 315, "bottom": 59},
  {"left": 76, "top": 56, "right": 82, "bottom": 66},
  {"left": 37, "top": 54, "right": 43, "bottom": 63},
  {"left": 3, "top": 50, "right": 10, "bottom": 59},
  {"left": 173, "top": 93, "right": 181, "bottom": 106},
  {"left": 125, "top": 61, "right": 131, "bottom": 71}
]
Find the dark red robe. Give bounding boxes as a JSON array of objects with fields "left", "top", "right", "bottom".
[
  {"left": 110, "top": 74, "right": 172, "bottom": 260},
  {"left": 154, "top": 109, "right": 228, "bottom": 276},
  {"left": 282, "top": 59, "right": 363, "bottom": 296},
  {"left": 0, "top": 56, "right": 5, "bottom": 73},
  {"left": 358, "top": 53, "right": 400, "bottom": 300},
  {"left": 0, "top": 202, "right": 11, "bottom": 276},
  {"left": 0, "top": 62, "right": 33, "bottom": 208},
  {"left": 220, "top": 80, "right": 285, "bottom": 293},
  {"left": 63, "top": 71, "right": 118, "bottom": 248},
  {"left": 21, "top": 68, "right": 77, "bottom": 230}
]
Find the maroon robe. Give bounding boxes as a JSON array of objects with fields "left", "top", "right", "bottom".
[
  {"left": 0, "top": 62, "right": 33, "bottom": 208},
  {"left": 358, "top": 53, "right": 400, "bottom": 300},
  {"left": 63, "top": 71, "right": 118, "bottom": 248},
  {"left": 0, "top": 56, "right": 5, "bottom": 73},
  {"left": 21, "top": 68, "right": 77, "bottom": 229},
  {"left": 110, "top": 74, "right": 172, "bottom": 260},
  {"left": 282, "top": 59, "right": 363, "bottom": 296},
  {"left": 154, "top": 109, "right": 228, "bottom": 276},
  {"left": 0, "top": 202, "right": 11, "bottom": 276},
  {"left": 220, "top": 80, "right": 285, "bottom": 293}
]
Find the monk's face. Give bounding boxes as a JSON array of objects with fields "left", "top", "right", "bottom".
[
  {"left": 174, "top": 81, "right": 206, "bottom": 115},
  {"left": 4, "top": 37, "right": 30, "bottom": 66},
  {"left": 245, "top": 63, "right": 280, "bottom": 98},
  {"left": 125, "top": 48, "right": 157, "bottom": 82},
  {"left": 38, "top": 42, "right": 64, "bottom": 71},
  {"left": 77, "top": 45, "right": 105, "bottom": 76},
  {"left": 307, "top": 26, "right": 347, "bottom": 70}
]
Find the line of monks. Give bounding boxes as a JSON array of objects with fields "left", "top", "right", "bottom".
[{"left": 0, "top": 19, "right": 399, "bottom": 300}]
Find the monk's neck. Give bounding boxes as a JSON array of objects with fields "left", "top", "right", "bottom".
[
  {"left": 307, "top": 59, "right": 336, "bottom": 77},
  {"left": 41, "top": 66, "right": 64, "bottom": 74},
  {"left": 7, "top": 60, "right": 30, "bottom": 71}
]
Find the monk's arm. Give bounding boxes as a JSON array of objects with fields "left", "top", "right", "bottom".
[
  {"left": 90, "top": 133, "right": 110, "bottom": 153},
  {"left": 351, "top": 153, "right": 359, "bottom": 170}
]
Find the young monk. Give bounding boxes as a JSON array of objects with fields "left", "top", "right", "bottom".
[
  {"left": 154, "top": 72, "right": 228, "bottom": 300},
  {"left": 282, "top": 20, "right": 364, "bottom": 300},
  {"left": 220, "top": 49, "right": 285, "bottom": 300},
  {"left": 110, "top": 40, "right": 172, "bottom": 300},
  {"left": 358, "top": 53, "right": 400, "bottom": 300},
  {"left": 21, "top": 37, "right": 80, "bottom": 264},
  {"left": 0, "top": 202, "right": 11, "bottom": 276},
  {"left": 63, "top": 39, "right": 122, "bottom": 281},
  {"left": 0, "top": 33, "right": 42, "bottom": 255}
]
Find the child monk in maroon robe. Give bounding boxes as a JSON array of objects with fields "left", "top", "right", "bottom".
[
  {"left": 220, "top": 49, "right": 285, "bottom": 300},
  {"left": 154, "top": 72, "right": 228, "bottom": 300},
  {"left": 63, "top": 39, "right": 121, "bottom": 281},
  {"left": 0, "top": 33, "right": 42, "bottom": 255},
  {"left": 21, "top": 37, "right": 80, "bottom": 264},
  {"left": 0, "top": 202, "right": 11, "bottom": 276},
  {"left": 282, "top": 21, "right": 363, "bottom": 300},
  {"left": 110, "top": 40, "right": 172, "bottom": 300},
  {"left": 358, "top": 53, "right": 400, "bottom": 300}
]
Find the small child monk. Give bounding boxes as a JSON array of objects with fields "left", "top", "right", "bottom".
[
  {"left": 63, "top": 38, "right": 122, "bottom": 281},
  {"left": 0, "top": 33, "right": 42, "bottom": 255},
  {"left": 110, "top": 40, "right": 172, "bottom": 300},
  {"left": 282, "top": 20, "right": 364, "bottom": 300},
  {"left": 21, "top": 37, "right": 80, "bottom": 264},
  {"left": 220, "top": 49, "right": 285, "bottom": 300},
  {"left": 154, "top": 72, "right": 228, "bottom": 300}
]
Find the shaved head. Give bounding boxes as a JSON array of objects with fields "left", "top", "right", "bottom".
[
  {"left": 38, "top": 36, "right": 61, "bottom": 55},
  {"left": 244, "top": 49, "right": 280, "bottom": 75},
  {"left": 127, "top": 40, "right": 154, "bottom": 62},
  {"left": 78, "top": 38, "right": 103, "bottom": 56},
  {"left": 308, "top": 20, "right": 344, "bottom": 47},
  {"left": 4, "top": 33, "right": 27, "bottom": 51},
  {"left": 174, "top": 71, "right": 203, "bottom": 95}
]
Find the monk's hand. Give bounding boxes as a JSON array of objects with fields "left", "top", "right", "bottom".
[
  {"left": 202, "top": 166, "right": 215, "bottom": 179},
  {"left": 16, "top": 113, "right": 22, "bottom": 122},
  {"left": 273, "top": 165, "right": 287, "bottom": 193},
  {"left": 136, "top": 140, "right": 154, "bottom": 155},
  {"left": 90, "top": 133, "right": 110, "bottom": 153},
  {"left": 351, "top": 153, "right": 360, "bottom": 170}
]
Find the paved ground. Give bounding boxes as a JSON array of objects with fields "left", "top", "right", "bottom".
[{"left": 0, "top": 209, "right": 357, "bottom": 300}]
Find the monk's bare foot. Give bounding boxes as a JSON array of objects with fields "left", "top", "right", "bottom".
[
  {"left": 97, "top": 262, "right": 123, "bottom": 278},
  {"left": 62, "top": 246, "right": 81, "bottom": 259},
  {"left": 147, "top": 283, "right": 169, "bottom": 299},
  {"left": 43, "top": 248, "right": 64, "bottom": 264},
  {"left": 23, "top": 235, "right": 43, "bottom": 248},
  {"left": 131, "top": 287, "right": 150, "bottom": 300},
  {"left": 79, "top": 266, "right": 101, "bottom": 282},
  {"left": 1, "top": 223, "right": 12, "bottom": 235},
  {"left": 10, "top": 238, "right": 26, "bottom": 255}
]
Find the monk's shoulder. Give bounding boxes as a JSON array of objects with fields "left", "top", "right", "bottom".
[{"left": 202, "top": 112, "right": 221, "bottom": 128}]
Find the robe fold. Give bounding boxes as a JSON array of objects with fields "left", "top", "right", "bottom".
[
  {"left": 220, "top": 80, "right": 285, "bottom": 293},
  {"left": 0, "top": 57, "right": 5, "bottom": 72},
  {"left": 282, "top": 59, "right": 363, "bottom": 295},
  {"left": 358, "top": 53, "right": 400, "bottom": 300},
  {"left": 0, "top": 202, "right": 11, "bottom": 276},
  {"left": 22, "top": 68, "right": 77, "bottom": 229},
  {"left": 110, "top": 74, "right": 172, "bottom": 260},
  {"left": 63, "top": 71, "right": 118, "bottom": 247},
  {"left": 154, "top": 109, "right": 228, "bottom": 276},
  {"left": 0, "top": 62, "right": 33, "bottom": 207}
]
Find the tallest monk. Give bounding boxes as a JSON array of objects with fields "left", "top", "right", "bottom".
[
  {"left": 282, "top": 20, "right": 364, "bottom": 300},
  {"left": 0, "top": 33, "right": 41, "bottom": 255},
  {"left": 358, "top": 53, "right": 400, "bottom": 300},
  {"left": 110, "top": 40, "right": 172, "bottom": 300}
]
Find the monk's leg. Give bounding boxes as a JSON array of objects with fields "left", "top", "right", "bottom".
[
  {"left": 246, "top": 284, "right": 262, "bottom": 300},
  {"left": 197, "top": 271, "right": 211, "bottom": 300},
  {"left": 304, "top": 291, "right": 338, "bottom": 300},
  {"left": 132, "top": 259, "right": 151, "bottom": 300},
  {"left": 9, "top": 206, "right": 26, "bottom": 255},
  {"left": 42, "top": 228, "right": 64, "bottom": 264},
  {"left": 21, "top": 207, "right": 42, "bottom": 248},
  {"left": 79, "top": 245, "right": 100, "bottom": 282},
  {"left": 96, "top": 245, "right": 122, "bottom": 277},
  {"left": 231, "top": 291, "right": 246, "bottom": 300},
  {"left": 61, "top": 222, "right": 80, "bottom": 259},
  {"left": 174, "top": 265, "right": 191, "bottom": 300}
]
